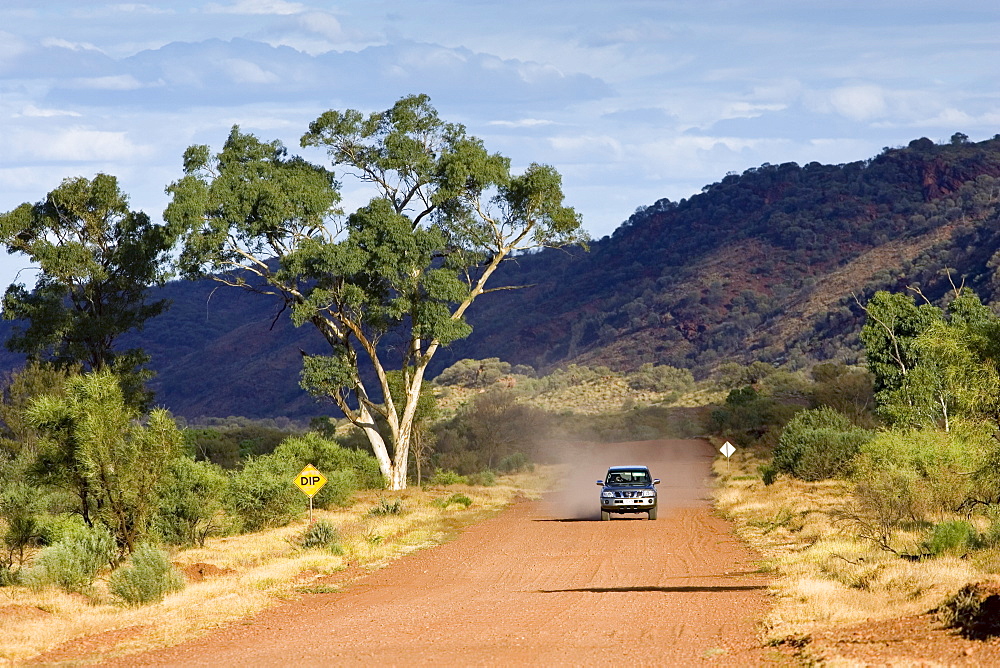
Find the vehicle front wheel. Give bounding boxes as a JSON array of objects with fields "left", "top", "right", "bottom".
[
  {"left": 648, "top": 507, "right": 657, "bottom": 520},
  {"left": 601, "top": 510, "right": 610, "bottom": 521}
]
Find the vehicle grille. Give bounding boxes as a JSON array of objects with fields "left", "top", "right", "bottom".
[{"left": 612, "top": 490, "right": 642, "bottom": 498}]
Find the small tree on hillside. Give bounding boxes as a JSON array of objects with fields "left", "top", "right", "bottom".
[{"left": 165, "top": 94, "right": 585, "bottom": 489}]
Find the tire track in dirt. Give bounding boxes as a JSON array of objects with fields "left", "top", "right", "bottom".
[{"left": 101, "top": 439, "right": 771, "bottom": 666}]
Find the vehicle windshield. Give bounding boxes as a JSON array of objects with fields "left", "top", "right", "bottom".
[{"left": 605, "top": 470, "right": 650, "bottom": 486}]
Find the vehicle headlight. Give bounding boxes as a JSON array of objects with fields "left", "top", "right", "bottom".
[
  {"left": 601, "top": 491, "right": 614, "bottom": 498},
  {"left": 641, "top": 490, "right": 656, "bottom": 497}
]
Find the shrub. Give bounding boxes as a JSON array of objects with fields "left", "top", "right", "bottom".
[
  {"left": 429, "top": 470, "right": 468, "bottom": 486},
  {"left": 154, "top": 456, "right": 228, "bottom": 546},
  {"left": 466, "top": 471, "right": 496, "bottom": 486},
  {"left": 435, "top": 358, "right": 512, "bottom": 388},
  {"left": 924, "top": 520, "right": 978, "bottom": 556},
  {"left": 0, "top": 481, "right": 42, "bottom": 567},
  {"left": 108, "top": 543, "right": 184, "bottom": 606},
  {"left": 23, "top": 526, "right": 115, "bottom": 593},
  {"left": 938, "top": 582, "right": 1000, "bottom": 638},
  {"left": 298, "top": 520, "right": 341, "bottom": 552},
  {"left": 271, "top": 432, "right": 383, "bottom": 506},
  {"left": 432, "top": 493, "right": 473, "bottom": 509},
  {"left": 368, "top": 498, "right": 404, "bottom": 516},
  {"left": 227, "top": 454, "right": 304, "bottom": 532},
  {"left": 498, "top": 452, "right": 529, "bottom": 474},
  {"left": 772, "top": 407, "right": 870, "bottom": 481},
  {"left": 853, "top": 428, "right": 981, "bottom": 525}
]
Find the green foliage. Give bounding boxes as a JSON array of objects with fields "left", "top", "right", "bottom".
[
  {"left": 368, "top": 498, "right": 404, "bottom": 516},
  {"left": 154, "top": 456, "right": 228, "bottom": 546},
  {"left": 226, "top": 454, "right": 304, "bottom": 532},
  {"left": 166, "top": 94, "right": 584, "bottom": 490},
  {"left": 432, "top": 493, "right": 473, "bottom": 509},
  {"left": 625, "top": 363, "right": 695, "bottom": 394},
  {"left": 923, "top": 520, "right": 978, "bottom": 556},
  {"left": 0, "top": 479, "right": 43, "bottom": 567},
  {"left": 498, "top": 452, "right": 530, "bottom": 474},
  {"left": 435, "top": 358, "right": 512, "bottom": 388},
  {"left": 271, "top": 432, "right": 383, "bottom": 505},
  {"left": 852, "top": 429, "right": 982, "bottom": 526},
  {"left": 428, "top": 470, "right": 468, "bottom": 486},
  {"left": 0, "top": 362, "right": 76, "bottom": 459},
  {"left": 0, "top": 174, "right": 177, "bottom": 409},
  {"left": 810, "top": 364, "right": 876, "bottom": 427},
  {"left": 226, "top": 433, "right": 381, "bottom": 531},
  {"left": 108, "top": 543, "right": 184, "bottom": 607},
  {"left": 771, "top": 407, "right": 870, "bottom": 482},
  {"left": 860, "top": 288, "right": 1000, "bottom": 430},
  {"left": 466, "top": 471, "right": 497, "bottom": 486},
  {"left": 26, "top": 371, "right": 183, "bottom": 555},
  {"left": 24, "top": 525, "right": 115, "bottom": 593},
  {"left": 433, "top": 388, "right": 549, "bottom": 475},
  {"left": 709, "top": 384, "right": 801, "bottom": 447},
  {"left": 298, "top": 520, "right": 341, "bottom": 552},
  {"left": 185, "top": 424, "right": 295, "bottom": 470}
]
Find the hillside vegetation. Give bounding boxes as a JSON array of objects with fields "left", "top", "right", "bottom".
[{"left": 3, "top": 135, "right": 1000, "bottom": 421}]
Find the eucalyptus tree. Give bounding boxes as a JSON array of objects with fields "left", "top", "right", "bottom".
[
  {"left": 165, "top": 94, "right": 584, "bottom": 489},
  {"left": 0, "top": 174, "right": 177, "bottom": 408},
  {"left": 860, "top": 288, "right": 1000, "bottom": 431}
]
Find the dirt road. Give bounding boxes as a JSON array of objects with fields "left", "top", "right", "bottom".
[{"left": 108, "top": 439, "right": 772, "bottom": 666}]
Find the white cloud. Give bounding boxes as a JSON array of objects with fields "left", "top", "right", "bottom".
[
  {"left": 18, "top": 105, "right": 82, "bottom": 118},
  {"left": 489, "top": 118, "right": 556, "bottom": 128},
  {"left": 827, "top": 84, "right": 889, "bottom": 121},
  {"left": 221, "top": 58, "right": 279, "bottom": 84},
  {"left": 4, "top": 128, "right": 151, "bottom": 162},
  {"left": 40, "top": 37, "right": 102, "bottom": 52},
  {"left": 64, "top": 75, "right": 144, "bottom": 90},
  {"left": 204, "top": 0, "right": 305, "bottom": 16}
]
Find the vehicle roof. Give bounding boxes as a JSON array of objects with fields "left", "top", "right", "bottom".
[{"left": 607, "top": 465, "right": 650, "bottom": 471}]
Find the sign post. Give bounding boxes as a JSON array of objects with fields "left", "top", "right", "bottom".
[
  {"left": 720, "top": 441, "right": 737, "bottom": 473},
  {"left": 294, "top": 464, "right": 328, "bottom": 523}
]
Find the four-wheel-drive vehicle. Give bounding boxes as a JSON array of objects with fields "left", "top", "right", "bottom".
[{"left": 596, "top": 465, "right": 660, "bottom": 521}]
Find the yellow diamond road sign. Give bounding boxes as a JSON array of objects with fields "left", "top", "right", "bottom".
[{"left": 295, "top": 464, "right": 327, "bottom": 498}]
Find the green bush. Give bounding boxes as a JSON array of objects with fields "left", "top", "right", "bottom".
[
  {"left": 498, "top": 452, "right": 529, "bottom": 474},
  {"left": 466, "top": 470, "right": 496, "bottom": 486},
  {"left": 1, "top": 481, "right": 42, "bottom": 567},
  {"left": 432, "top": 493, "right": 473, "bottom": 509},
  {"left": 772, "top": 407, "right": 870, "bottom": 481},
  {"left": 368, "top": 498, "right": 404, "bottom": 516},
  {"left": 924, "top": 520, "right": 979, "bottom": 556},
  {"left": 272, "top": 432, "right": 383, "bottom": 507},
  {"left": 429, "top": 470, "right": 468, "bottom": 486},
  {"left": 24, "top": 526, "right": 115, "bottom": 593},
  {"left": 853, "top": 429, "right": 982, "bottom": 527},
  {"left": 227, "top": 454, "right": 304, "bottom": 532},
  {"left": 108, "top": 543, "right": 184, "bottom": 606},
  {"left": 154, "top": 456, "right": 228, "bottom": 546},
  {"left": 299, "top": 520, "right": 342, "bottom": 552}
]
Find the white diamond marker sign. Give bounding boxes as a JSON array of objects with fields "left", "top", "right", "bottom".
[{"left": 720, "top": 441, "right": 736, "bottom": 458}]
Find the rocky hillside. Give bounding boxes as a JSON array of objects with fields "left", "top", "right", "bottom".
[{"left": 3, "top": 134, "right": 1000, "bottom": 420}]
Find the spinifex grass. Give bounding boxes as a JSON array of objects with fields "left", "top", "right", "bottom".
[{"left": 0, "top": 475, "right": 541, "bottom": 665}]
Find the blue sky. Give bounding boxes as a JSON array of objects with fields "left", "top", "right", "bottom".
[{"left": 2, "top": 0, "right": 999, "bottom": 289}]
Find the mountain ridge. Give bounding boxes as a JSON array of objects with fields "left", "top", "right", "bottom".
[{"left": 4, "top": 134, "right": 1000, "bottom": 420}]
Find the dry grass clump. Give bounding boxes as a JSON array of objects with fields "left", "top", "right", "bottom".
[
  {"left": 713, "top": 447, "right": 981, "bottom": 641},
  {"left": 0, "top": 475, "right": 536, "bottom": 665}
]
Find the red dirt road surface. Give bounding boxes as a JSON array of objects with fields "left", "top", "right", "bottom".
[{"left": 106, "top": 439, "right": 772, "bottom": 666}]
